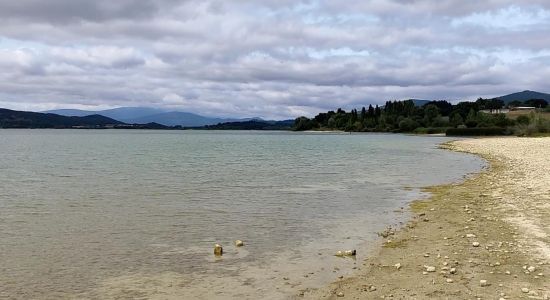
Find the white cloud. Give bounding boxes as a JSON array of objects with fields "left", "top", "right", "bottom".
[{"left": 0, "top": 0, "right": 549, "bottom": 118}]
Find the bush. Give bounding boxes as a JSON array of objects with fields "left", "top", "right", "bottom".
[
  {"left": 514, "top": 113, "right": 550, "bottom": 136},
  {"left": 398, "top": 118, "right": 419, "bottom": 132},
  {"left": 516, "top": 115, "right": 530, "bottom": 125},
  {"left": 446, "top": 127, "right": 507, "bottom": 136}
]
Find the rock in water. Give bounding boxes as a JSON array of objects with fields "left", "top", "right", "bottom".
[
  {"left": 335, "top": 250, "right": 356, "bottom": 257},
  {"left": 214, "top": 244, "right": 223, "bottom": 256},
  {"left": 235, "top": 240, "right": 244, "bottom": 247},
  {"left": 344, "top": 249, "right": 356, "bottom": 256}
]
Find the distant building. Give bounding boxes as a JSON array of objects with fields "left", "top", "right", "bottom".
[
  {"left": 480, "top": 108, "right": 510, "bottom": 114},
  {"left": 510, "top": 106, "right": 536, "bottom": 111}
]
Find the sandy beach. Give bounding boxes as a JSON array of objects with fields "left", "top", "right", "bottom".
[{"left": 304, "top": 137, "right": 550, "bottom": 299}]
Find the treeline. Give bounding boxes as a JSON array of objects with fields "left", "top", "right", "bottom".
[{"left": 293, "top": 98, "right": 549, "bottom": 135}]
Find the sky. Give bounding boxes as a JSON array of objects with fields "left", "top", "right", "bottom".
[{"left": 1, "top": 0, "right": 549, "bottom": 119}]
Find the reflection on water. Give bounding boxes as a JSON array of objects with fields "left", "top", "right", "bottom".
[{"left": 0, "top": 130, "right": 484, "bottom": 299}]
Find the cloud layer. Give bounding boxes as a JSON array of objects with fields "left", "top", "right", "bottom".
[{"left": 1, "top": 0, "right": 549, "bottom": 119}]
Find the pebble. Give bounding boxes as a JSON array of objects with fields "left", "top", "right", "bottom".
[
  {"left": 214, "top": 244, "right": 223, "bottom": 256},
  {"left": 425, "top": 266, "right": 436, "bottom": 272},
  {"left": 472, "top": 242, "right": 480, "bottom": 247},
  {"left": 450, "top": 268, "right": 457, "bottom": 274},
  {"left": 337, "top": 291, "right": 344, "bottom": 297},
  {"left": 521, "top": 288, "right": 530, "bottom": 293},
  {"left": 235, "top": 240, "right": 244, "bottom": 247},
  {"left": 480, "top": 280, "right": 489, "bottom": 287},
  {"left": 446, "top": 279, "right": 453, "bottom": 283},
  {"left": 394, "top": 263, "right": 402, "bottom": 270},
  {"left": 527, "top": 266, "right": 536, "bottom": 273}
]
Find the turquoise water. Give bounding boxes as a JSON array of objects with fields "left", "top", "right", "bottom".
[{"left": 0, "top": 130, "right": 484, "bottom": 299}]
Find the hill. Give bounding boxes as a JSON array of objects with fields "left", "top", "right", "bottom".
[
  {"left": 409, "top": 99, "right": 431, "bottom": 106},
  {"left": 0, "top": 108, "right": 124, "bottom": 128},
  {"left": 44, "top": 107, "right": 240, "bottom": 126},
  {"left": 44, "top": 107, "right": 168, "bottom": 122},
  {"left": 496, "top": 90, "right": 550, "bottom": 104},
  {"left": 129, "top": 111, "right": 234, "bottom": 126},
  {"left": 198, "top": 120, "right": 294, "bottom": 130}
]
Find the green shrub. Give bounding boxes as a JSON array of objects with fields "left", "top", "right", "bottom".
[
  {"left": 398, "top": 118, "right": 419, "bottom": 132},
  {"left": 516, "top": 115, "right": 530, "bottom": 125}
]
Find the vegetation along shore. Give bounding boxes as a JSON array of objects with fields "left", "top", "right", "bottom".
[
  {"left": 303, "top": 137, "right": 550, "bottom": 299},
  {"left": 293, "top": 96, "right": 550, "bottom": 137}
]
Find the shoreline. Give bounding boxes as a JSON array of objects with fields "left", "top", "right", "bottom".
[{"left": 304, "top": 137, "right": 550, "bottom": 299}]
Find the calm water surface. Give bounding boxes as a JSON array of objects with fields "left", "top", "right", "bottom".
[{"left": 0, "top": 130, "right": 484, "bottom": 299}]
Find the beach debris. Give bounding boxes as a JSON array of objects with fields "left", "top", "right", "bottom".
[
  {"left": 424, "top": 266, "right": 436, "bottom": 272},
  {"left": 235, "top": 240, "right": 244, "bottom": 247},
  {"left": 394, "top": 263, "right": 402, "bottom": 270},
  {"left": 214, "top": 244, "right": 223, "bottom": 256},
  {"left": 472, "top": 242, "right": 480, "bottom": 247},
  {"left": 378, "top": 227, "right": 395, "bottom": 238},
  {"left": 480, "top": 280, "right": 489, "bottom": 287},
  {"left": 335, "top": 250, "right": 356, "bottom": 257},
  {"left": 466, "top": 234, "right": 476, "bottom": 238},
  {"left": 527, "top": 266, "right": 536, "bottom": 273}
]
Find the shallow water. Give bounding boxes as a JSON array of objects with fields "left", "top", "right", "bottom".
[{"left": 0, "top": 130, "right": 484, "bottom": 299}]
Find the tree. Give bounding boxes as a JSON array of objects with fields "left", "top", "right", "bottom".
[
  {"left": 465, "top": 109, "right": 478, "bottom": 128},
  {"left": 423, "top": 104, "right": 440, "bottom": 126},
  {"left": 508, "top": 100, "right": 522, "bottom": 108},
  {"left": 450, "top": 113, "right": 464, "bottom": 127},
  {"left": 524, "top": 99, "right": 548, "bottom": 108},
  {"left": 399, "top": 118, "right": 419, "bottom": 132}
]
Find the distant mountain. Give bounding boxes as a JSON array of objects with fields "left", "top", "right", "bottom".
[
  {"left": 44, "top": 107, "right": 245, "bottom": 126},
  {"left": 496, "top": 90, "right": 550, "bottom": 104},
  {"left": 0, "top": 108, "right": 123, "bottom": 128},
  {"left": 128, "top": 111, "right": 234, "bottom": 127},
  {"left": 409, "top": 99, "right": 431, "bottom": 106},
  {"left": 44, "top": 107, "right": 168, "bottom": 122}
]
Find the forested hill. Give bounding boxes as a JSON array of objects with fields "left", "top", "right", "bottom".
[
  {"left": 196, "top": 120, "right": 294, "bottom": 130},
  {"left": 293, "top": 97, "right": 549, "bottom": 133},
  {"left": 0, "top": 108, "right": 124, "bottom": 128}
]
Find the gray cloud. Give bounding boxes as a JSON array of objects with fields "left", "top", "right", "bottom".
[{"left": 0, "top": 0, "right": 549, "bottom": 119}]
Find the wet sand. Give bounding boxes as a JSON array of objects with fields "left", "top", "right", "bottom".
[{"left": 304, "top": 137, "right": 550, "bottom": 299}]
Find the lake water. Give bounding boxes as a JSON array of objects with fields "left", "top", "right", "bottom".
[{"left": 0, "top": 130, "right": 484, "bottom": 299}]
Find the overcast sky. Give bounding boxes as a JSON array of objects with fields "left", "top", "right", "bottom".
[{"left": 1, "top": 0, "right": 549, "bottom": 119}]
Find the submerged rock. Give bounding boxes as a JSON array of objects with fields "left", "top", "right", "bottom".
[
  {"left": 335, "top": 250, "right": 356, "bottom": 257},
  {"left": 235, "top": 240, "right": 244, "bottom": 247},
  {"left": 214, "top": 244, "right": 223, "bottom": 256}
]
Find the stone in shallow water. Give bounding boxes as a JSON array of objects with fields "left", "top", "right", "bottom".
[
  {"left": 235, "top": 240, "right": 244, "bottom": 247},
  {"left": 214, "top": 244, "right": 223, "bottom": 256}
]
